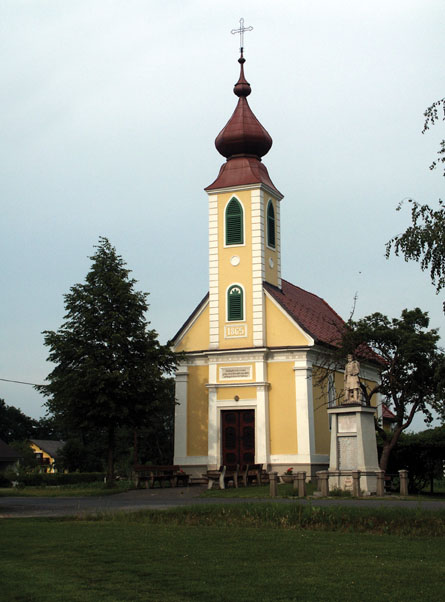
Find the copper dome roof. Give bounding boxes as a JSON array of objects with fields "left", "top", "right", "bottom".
[
  {"left": 214, "top": 56, "right": 272, "bottom": 160},
  {"left": 206, "top": 54, "right": 281, "bottom": 197}
]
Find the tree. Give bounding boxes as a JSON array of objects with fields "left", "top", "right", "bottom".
[
  {"left": 422, "top": 97, "right": 445, "bottom": 176},
  {"left": 0, "top": 399, "right": 38, "bottom": 443},
  {"left": 384, "top": 426, "right": 445, "bottom": 493},
  {"left": 386, "top": 97, "right": 445, "bottom": 311},
  {"left": 328, "top": 308, "right": 444, "bottom": 472},
  {"left": 386, "top": 199, "right": 445, "bottom": 312},
  {"left": 38, "top": 238, "right": 178, "bottom": 483}
]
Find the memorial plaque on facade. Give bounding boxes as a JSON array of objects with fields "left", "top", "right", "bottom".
[
  {"left": 338, "top": 414, "right": 357, "bottom": 433},
  {"left": 219, "top": 366, "right": 252, "bottom": 381},
  {"left": 224, "top": 324, "right": 247, "bottom": 338},
  {"left": 337, "top": 436, "right": 357, "bottom": 469}
]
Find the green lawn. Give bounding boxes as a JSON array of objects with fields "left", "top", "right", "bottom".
[
  {"left": 1, "top": 507, "right": 444, "bottom": 601},
  {"left": 201, "top": 482, "right": 317, "bottom": 498},
  {"left": 0, "top": 480, "right": 134, "bottom": 497}
]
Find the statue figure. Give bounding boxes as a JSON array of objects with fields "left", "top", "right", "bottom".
[{"left": 343, "top": 354, "right": 361, "bottom": 404}]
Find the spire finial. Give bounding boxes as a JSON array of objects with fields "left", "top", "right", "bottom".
[{"left": 231, "top": 18, "right": 253, "bottom": 56}]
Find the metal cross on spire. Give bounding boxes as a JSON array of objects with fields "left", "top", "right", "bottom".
[{"left": 231, "top": 18, "right": 253, "bottom": 55}]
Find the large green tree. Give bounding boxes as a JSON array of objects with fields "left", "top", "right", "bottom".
[
  {"left": 325, "top": 308, "right": 444, "bottom": 472},
  {"left": 38, "top": 238, "right": 178, "bottom": 482}
]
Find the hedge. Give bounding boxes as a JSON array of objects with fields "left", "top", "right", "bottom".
[{"left": 15, "top": 472, "right": 106, "bottom": 487}]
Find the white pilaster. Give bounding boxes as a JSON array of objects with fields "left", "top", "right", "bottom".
[
  {"left": 276, "top": 199, "right": 282, "bottom": 288},
  {"left": 207, "top": 385, "right": 218, "bottom": 467},
  {"left": 208, "top": 194, "right": 219, "bottom": 349},
  {"left": 255, "top": 358, "right": 269, "bottom": 464},
  {"left": 173, "top": 366, "right": 188, "bottom": 463},
  {"left": 251, "top": 188, "right": 266, "bottom": 346},
  {"left": 294, "top": 356, "right": 316, "bottom": 463}
]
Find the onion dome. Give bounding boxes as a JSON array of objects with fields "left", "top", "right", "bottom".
[
  {"left": 206, "top": 53, "right": 282, "bottom": 197},
  {"left": 214, "top": 55, "right": 273, "bottom": 160}
]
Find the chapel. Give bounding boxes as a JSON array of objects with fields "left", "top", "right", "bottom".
[{"left": 172, "top": 48, "right": 380, "bottom": 478}]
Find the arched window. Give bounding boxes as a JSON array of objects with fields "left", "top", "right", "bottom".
[
  {"left": 227, "top": 285, "right": 243, "bottom": 321},
  {"left": 225, "top": 198, "right": 244, "bottom": 245},
  {"left": 267, "top": 200, "right": 275, "bottom": 248}
]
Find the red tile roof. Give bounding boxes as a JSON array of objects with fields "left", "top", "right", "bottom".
[
  {"left": 382, "top": 404, "right": 396, "bottom": 420},
  {"left": 264, "top": 280, "right": 345, "bottom": 347},
  {"left": 205, "top": 156, "right": 282, "bottom": 196}
]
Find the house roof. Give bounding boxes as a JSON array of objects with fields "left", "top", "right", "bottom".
[
  {"left": 0, "top": 438, "right": 22, "bottom": 462},
  {"left": 30, "top": 440, "right": 65, "bottom": 458},
  {"left": 382, "top": 404, "right": 397, "bottom": 421},
  {"left": 264, "top": 280, "right": 344, "bottom": 347}
]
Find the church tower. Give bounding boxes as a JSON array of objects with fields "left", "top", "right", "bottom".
[
  {"left": 205, "top": 51, "right": 283, "bottom": 351},
  {"left": 172, "top": 47, "right": 381, "bottom": 478}
]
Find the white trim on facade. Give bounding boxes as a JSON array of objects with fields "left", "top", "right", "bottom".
[
  {"left": 294, "top": 355, "right": 316, "bottom": 464},
  {"left": 173, "top": 366, "right": 188, "bottom": 464},
  {"left": 251, "top": 188, "right": 266, "bottom": 346},
  {"left": 276, "top": 197, "right": 282, "bottom": 288},
  {"left": 208, "top": 195, "right": 219, "bottom": 349},
  {"left": 207, "top": 182, "right": 284, "bottom": 201}
]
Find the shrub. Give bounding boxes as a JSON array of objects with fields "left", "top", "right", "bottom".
[{"left": 15, "top": 472, "right": 106, "bottom": 487}]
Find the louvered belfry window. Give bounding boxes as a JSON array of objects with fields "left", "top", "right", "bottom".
[
  {"left": 267, "top": 200, "right": 275, "bottom": 248},
  {"left": 225, "top": 198, "right": 243, "bottom": 245},
  {"left": 228, "top": 285, "right": 243, "bottom": 321}
]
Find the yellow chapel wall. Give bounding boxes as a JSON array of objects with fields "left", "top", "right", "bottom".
[
  {"left": 175, "top": 304, "right": 209, "bottom": 353},
  {"left": 312, "top": 367, "right": 331, "bottom": 455},
  {"left": 186, "top": 365, "right": 208, "bottom": 456},
  {"left": 217, "top": 190, "right": 253, "bottom": 349},
  {"left": 265, "top": 295, "right": 311, "bottom": 347},
  {"left": 268, "top": 361, "right": 298, "bottom": 454}
]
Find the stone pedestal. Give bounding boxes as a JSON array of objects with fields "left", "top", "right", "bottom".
[{"left": 327, "top": 405, "right": 379, "bottom": 494}]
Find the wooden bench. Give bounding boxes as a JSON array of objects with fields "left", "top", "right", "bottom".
[
  {"left": 133, "top": 465, "right": 190, "bottom": 488},
  {"left": 239, "top": 463, "right": 264, "bottom": 486},
  {"left": 205, "top": 465, "right": 239, "bottom": 489}
]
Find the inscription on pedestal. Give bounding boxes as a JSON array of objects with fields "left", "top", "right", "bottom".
[
  {"left": 338, "top": 436, "right": 357, "bottom": 469},
  {"left": 338, "top": 414, "right": 357, "bottom": 433}
]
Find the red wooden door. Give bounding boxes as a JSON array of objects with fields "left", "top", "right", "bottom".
[{"left": 221, "top": 410, "right": 255, "bottom": 465}]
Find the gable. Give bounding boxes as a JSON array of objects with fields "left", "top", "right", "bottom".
[
  {"left": 174, "top": 300, "right": 209, "bottom": 352},
  {"left": 265, "top": 292, "right": 313, "bottom": 347}
]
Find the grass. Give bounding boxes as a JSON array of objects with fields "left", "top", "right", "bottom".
[
  {"left": 201, "top": 482, "right": 317, "bottom": 498},
  {"left": 0, "top": 480, "right": 134, "bottom": 497},
  {"left": 1, "top": 506, "right": 444, "bottom": 601}
]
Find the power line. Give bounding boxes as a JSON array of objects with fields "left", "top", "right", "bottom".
[{"left": 0, "top": 378, "right": 44, "bottom": 387}]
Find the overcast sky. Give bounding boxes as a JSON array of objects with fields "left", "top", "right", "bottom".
[{"left": 1, "top": 1, "right": 444, "bottom": 431}]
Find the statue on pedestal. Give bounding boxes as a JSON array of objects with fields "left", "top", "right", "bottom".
[{"left": 343, "top": 354, "right": 361, "bottom": 404}]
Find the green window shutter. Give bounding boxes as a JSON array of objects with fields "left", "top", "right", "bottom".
[
  {"left": 225, "top": 198, "right": 244, "bottom": 245},
  {"left": 267, "top": 200, "right": 275, "bottom": 248},
  {"left": 228, "top": 285, "right": 243, "bottom": 321}
]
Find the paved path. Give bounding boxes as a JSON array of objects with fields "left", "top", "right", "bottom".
[{"left": 1, "top": 487, "right": 445, "bottom": 518}]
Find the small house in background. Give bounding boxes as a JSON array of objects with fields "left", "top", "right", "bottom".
[
  {"left": 382, "top": 404, "right": 397, "bottom": 432},
  {"left": 0, "top": 438, "right": 22, "bottom": 472},
  {"left": 29, "top": 440, "right": 65, "bottom": 473}
]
